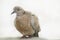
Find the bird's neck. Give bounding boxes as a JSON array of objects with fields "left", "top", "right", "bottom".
[{"left": 17, "top": 11, "right": 25, "bottom": 16}]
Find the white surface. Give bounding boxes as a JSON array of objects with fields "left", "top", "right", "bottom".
[
  {"left": 0, "top": 37, "right": 59, "bottom": 40},
  {"left": 0, "top": 0, "right": 60, "bottom": 39},
  {"left": 0, "top": 37, "right": 48, "bottom": 40}
]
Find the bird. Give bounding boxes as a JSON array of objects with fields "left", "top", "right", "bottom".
[{"left": 11, "top": 6, "right": 41, "bottom": 38}]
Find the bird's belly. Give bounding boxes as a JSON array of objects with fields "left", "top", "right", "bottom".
[{"left": 15, "top": 21, "right": 35, "bottom": 36}]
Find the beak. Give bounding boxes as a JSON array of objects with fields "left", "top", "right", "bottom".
[{"left": 11, "top": 11, "right": 15, "bottom": 15}]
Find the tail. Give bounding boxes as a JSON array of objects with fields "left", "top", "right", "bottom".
[{"left": 33, "top": 32, "right": 39, "bottom": 37}]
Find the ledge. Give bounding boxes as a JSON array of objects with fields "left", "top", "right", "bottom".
[{"left": 0, "top": 37, "right": 47, "bottom": 40}]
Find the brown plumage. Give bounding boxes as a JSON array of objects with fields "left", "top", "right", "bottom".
[{"left": 11, "top": 6, "right": 41, "bottom": 38}]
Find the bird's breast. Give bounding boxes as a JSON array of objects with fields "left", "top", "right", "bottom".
[{"left": 15, "top": 15, "right": 35, "bottom": 35}]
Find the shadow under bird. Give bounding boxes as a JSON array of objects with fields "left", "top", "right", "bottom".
[{"left": 11, "top": 6, "right": 41, "bottom": 38}]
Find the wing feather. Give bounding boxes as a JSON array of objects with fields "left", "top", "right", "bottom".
[{"left": 30, "top": 15, "right": 40, "bottom": 32}]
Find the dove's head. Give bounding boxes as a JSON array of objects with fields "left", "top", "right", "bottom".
[{"left": 11, "top": 6, "right": 25, "bottom": 16}]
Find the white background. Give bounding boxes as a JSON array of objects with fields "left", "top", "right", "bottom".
[{"left": 0, "top": 0, "right": 60, "bottom": 39}]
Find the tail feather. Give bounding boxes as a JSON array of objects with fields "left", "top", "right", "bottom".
[{"left": 33, "top": 32, "right": 39, "bottom": 37}]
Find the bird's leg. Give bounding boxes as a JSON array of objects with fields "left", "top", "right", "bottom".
[{"left": 28, "top": 35, "right": 33, "bottom": 38}]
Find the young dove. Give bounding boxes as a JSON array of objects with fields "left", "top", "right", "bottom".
[{"left": 11, "top": 6, "right": 41, "bottom": 38}]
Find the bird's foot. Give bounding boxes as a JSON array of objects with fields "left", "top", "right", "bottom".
[
  {"left": 21, "top": 35, "right": 32, "bottom": 38},
  {"left": 21, "top": 36, "right": 26, "bottom": 38},
  {"left": 28, "top": 35, "right": 33, "bottom": 38}
]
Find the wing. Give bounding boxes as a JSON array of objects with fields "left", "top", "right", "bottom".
[{"left": 30, "top": 15, "right": 40, "bottom": 33}]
